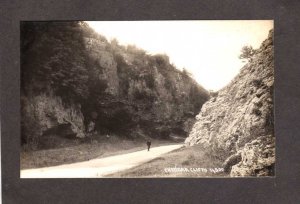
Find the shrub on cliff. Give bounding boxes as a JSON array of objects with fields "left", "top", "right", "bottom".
[
  {"left": 152, "top": 54, "right": 170, "bottom": 68},
  {"left": 239, "top": 45, "right": 255, "bottom": 62}
]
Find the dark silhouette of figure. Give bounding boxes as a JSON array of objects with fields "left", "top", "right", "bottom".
[{"left": 146, "top": 141, "right": 151, "bottom": 151}]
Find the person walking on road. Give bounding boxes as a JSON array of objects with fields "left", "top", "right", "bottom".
[{"left": 146, "top": 140, "right": 151, "bottom": 151}]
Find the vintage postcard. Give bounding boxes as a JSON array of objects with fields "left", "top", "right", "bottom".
[{"left": 20, "top": 20, "right": 274, "bottom": 178}]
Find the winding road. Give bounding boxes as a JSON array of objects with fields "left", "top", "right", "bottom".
[{"left": 21, "top": 144, "right": 183, "bottom": 178}]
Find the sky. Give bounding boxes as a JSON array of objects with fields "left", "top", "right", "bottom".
[{"left": 87, "top": 20, "right": 273, "bottom": 91}]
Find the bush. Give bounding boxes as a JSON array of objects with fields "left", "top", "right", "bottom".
[{"left": 239, "top": 45, "right": 255, "bottom": 62}]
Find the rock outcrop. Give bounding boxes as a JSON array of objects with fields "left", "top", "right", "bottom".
[
  {"left": 21, "top": 93, "right": 85, "bottom": 149},
  {"left": 185, "top": 30, "right": 274, "bottom": 176}
]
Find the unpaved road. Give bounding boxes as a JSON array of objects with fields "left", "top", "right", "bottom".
[{"left": 21, "top": 144, "right": 183, "bottom": 178}]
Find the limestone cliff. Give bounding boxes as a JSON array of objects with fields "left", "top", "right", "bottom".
[
  {"left": 21, "top": 22, "right": 209, "bottom": 149},
  {"left": 185, "top": 30, "right": 274, "bottom": 176},
  {"left": 21, "top": 93, "right": 85, "bottom": 149},
  {"left": 83, "top": 37, "right": 209, "bottom": 139}
]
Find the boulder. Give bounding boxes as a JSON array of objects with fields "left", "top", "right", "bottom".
[{"left": 231, "top": 135, "right": 275, "bottom": 176}]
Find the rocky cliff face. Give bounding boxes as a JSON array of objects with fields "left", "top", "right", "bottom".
[
  {"left": 83, "top": 37, "right": 209, "bottom": 139},
  {"left": 185, "top": 30, "right": 274, "bottom": 176},
  {"left": 21, "top": 22, "right": 209, "bottom": 149},
  {"left": 21, "top": 93, "right": 85, "bottom": 148}
]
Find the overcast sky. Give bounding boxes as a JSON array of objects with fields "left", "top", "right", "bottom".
[{"left": 87, "top": 20, "right": 273, "bottom": 91}]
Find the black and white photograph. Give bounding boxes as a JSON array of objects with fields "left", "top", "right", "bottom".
[{"left": 20, "top": 20, "right": 274, "bottom": 178}]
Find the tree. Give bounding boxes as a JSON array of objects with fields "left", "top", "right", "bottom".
[{"left": 239, "top": 45, "right": 255, "bottom": 62}]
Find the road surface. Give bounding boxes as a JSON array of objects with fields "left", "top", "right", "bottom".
[{"left": 21, "top": 144, "right": 183, "bottom": 178}]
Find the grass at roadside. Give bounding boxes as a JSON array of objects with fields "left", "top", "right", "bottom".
[
  {"left": 20, "top": 135, "right": 177, "bottom": 170},
  {"left": 107, "top": 144, "right": 229, "bottom": 178}
]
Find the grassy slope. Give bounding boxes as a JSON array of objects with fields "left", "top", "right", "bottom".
[
  {"left": 107, "top": 144, "right": 229, "bottom": 178},
  {"left": 20, "top": 136, "right": 177, "bottom": 170}
]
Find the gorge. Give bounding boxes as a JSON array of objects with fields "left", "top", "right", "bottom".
[{"left": 21, "top": 22, "right": 274, "bottom": 177}]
